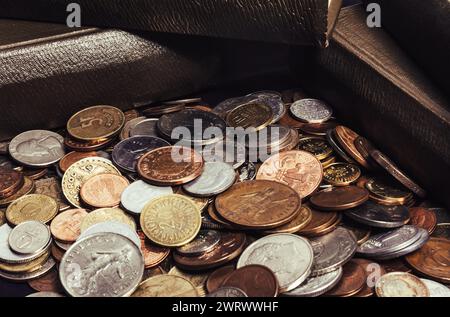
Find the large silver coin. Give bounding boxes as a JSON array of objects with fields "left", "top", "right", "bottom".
[
  {"left": 0, "top": 257, "right": 56, "bottom": 282},
  {"left": 237, "top": 233, "right": 314, "bottom": 293},
  {"left": 310, "top": 227, "right": 357, "bottom": 276},
  {"left": 129, "top": 118, "right": 159, "bottom": 137},
  {"left": 9, "top": 130, "right": 65, "bottom": 167},
  {"left": 421, "top": 279, "right": 450, "bottom": 297},
  {"left": 290, "top": 99, "right": 333, "bottom": 124},
  {"left": 284, "top": 267, "right": 343, "bottom": 297},
  {"left": 345, "top": 201, "right": 410, "bottom": 228},
  {"left": 59, "top": 233, "right": 144, "bottom": 297},
  {"left": 120, "top": 180, "right": 173, "bottom": 214},
  {"left": 8, "top": 220, "right": 51, "bottom": 255},
  {"left": 202, "top": 140, "right": 246, "bottom": 169},
  {"left": 207, "top": 287, "right": 248, "bottom": 297},
  {"left": 176, "top": 230, "right": 220, "bottom": 256},
  {"left": 183, "top": 162, "right": 236, "bottom": 197},
  {"left": 77, "top": 221, "right": 141, "bottom": 248},
  {"left": 26, "top": 291, "right": 64, "bottom": 297}
]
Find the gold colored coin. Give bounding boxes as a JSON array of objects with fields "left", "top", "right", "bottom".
[
  {"left": 6, "top": 194, "right": 58, "bottom": 226},
  {"left": 321, "top": 155, "right": 337, "bottom": 169},
  {"left": 61, "top": 157, "right": 121, "bottom": 208},
  {"left": 140, "top": 194, "right": 201, "bottom": 247},
  {"left": 0, "top": 251, "right": 50, "bottom": 273},
  {"left": 80, "top": 207, "right": 136, "bottom": 232},
  {"left": 323, "top": 163, "right": 361, "bottom": 186},
  {"left": 131, "top": 274, "right": 199, "bottom": 297},
  {"left": 365, "top": 178, "right": 412, "bottom": 205},
  {"left": 0, "top": 208, "right": 5, "bottom": 226},
  {"left": 67, "top": 105, "right": 125, "bottom": 141},
  {"left": 226, "top": 103, "right": 273, "bottom": 131},
  {"left": 263, "top": 205, "right": 313, "bottom": 234},
  {"left": 298, "top": 137, "right": 333, "bottom": 160}
]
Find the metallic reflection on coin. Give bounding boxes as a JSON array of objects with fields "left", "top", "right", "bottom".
[
  {"left": 183, "top": 162, "right": 235, "bottom": 197},
  {"left": 26, "top": 291, "right": 64, "bottom": 297},
  {"left": 207, "top": 287, "right": 248, "bottom": 297},
  {"left": 345, "top": 201, "right": 410, "bottom": 228},
  {"left": 0, "top": 257, "right": 56, "bottom": 282},
  {"left": 132, "top": 275, "right": 198, "bottom": 297},
  {"left": 420, "top": 279, "right": 450, "bottom": 297},
  {"left": 176, "top": 230, "right": 220, "bottom": 256},
  {"left": 290, "top": 99, "right": 333, "bottom": 123},
  {"left": 78, "top": 221, "right": 141, "bottom": 248},
  {"left": 121, "top": 180, "right": 173, "bottom": 215},
  {"left": 129, "top": 118, "right": 159, "bottom": 137},
  {"left": 8, "top": 221, "right": 51, "bottom": 255},
  {"left": 375, "top": 272, "right": 429, "bottom": 297},
  {"left": 237, "top": 162, "right": 256, "bottom": 182},
  {"left": 284, "top": 267, "right": 343, "bottom": 297}
]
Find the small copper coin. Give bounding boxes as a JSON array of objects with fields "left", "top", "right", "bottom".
[
  {"left": 206, "top": 265, "right": 235, "bottom": 293},
  {"left": 80, "top": 174, "right": 129, "bottom": 208},
  {"left": 64, "top": 137, "right": 113, "bottom": 152},
  {"left": 137, "top": 146, "right": 204, "bottom": 186},
  {"left": 299, "top": 120, "right": 338, "bottom": 136},
  {"left": 352, "top": 258, "right": 386, "bottom": 297},
  {"left": 22, "top": 168, "right": 48, "bottom": 180},
  {"left": 50, "top": 209, "right": 88, "bottom": 242},
  {"left": 0, "top": 176, "right": 35, "bottom": 207},
  {"left": 298, "top": 208, "right": 339, "bottom": 236},
  {"left": 59, "top": 151, "right": 98, "bottom": 172},
  {"left": 28, "top": 269, "right": 64, "bottom": 293},
  {"left": 137, "top": 231, "right": 170, "bottom": 268},
  {"left": 409, "top": 207, "right": 437, "bottom": 235},
  {"left": 310, "top": 186, "right": 369, "bottom": 211},
  {"left": 50, "top": 243, "right": 65, "bottom": 262},
  {"left": 0, "top": 167, "right": 23, "bottom": 198},
  {"left": 379, "top": 258, "right": 412, "bottom": 274},
  {"left": 222, "top": 265, "right": 278, "bottom": 297},
  {"left": 334, "top": 126, "right": 371, "bottom": 169},
  {"left": 326, "top": 260, "right": 366, "bottom": 297}
]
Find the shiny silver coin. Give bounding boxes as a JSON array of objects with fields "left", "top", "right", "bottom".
[
  {"left": 9, "top": 130, "right": 65, "bottom": 167},
  {"left": 421, "top": 279, "right": 450, "bottom": 297},
  {"left": 284, "top": 267, "right": 343, "bottom": 297},
  {"left": 129, "top": 118, "right": 159, "bottom": 137},
  {"left": 176, "top": 230, "right": 221, "bottom": 256},
  {"left": 202, "top": 140, "right": 246, "bottom": 169},
  {"left": 207, "top": 287, "right": 248, "bottom": 297},
  {"left": 237, "top": 233, "right": 314, "bottom": 293},
  {"left": 310, "top": 227, "right": 357, "bottom": 276},
  {"left": 26, "top": 291, "right": 64, "bottom": 297},
  {"left": 345, "top": 201, "right": 410, "bottom": 228},
  {"left": 59, "top": 232, "right": 144, "bottom": 297},
  {"left": 290, "top": 99, "right": 333, "bottom": 124},
  {"left": 121, "top": 180, "right": 173, "bottom": 214},
  {"left": 237, "top": 162, "right": 256, "bottom": 182},
  {"left": 8, "top": 220, "right": 51, "bottom": 255},
  {"left": 77, "top": 221, "right": 141, "bottom": 248},
  {"left": 326, "top": 129, "right": 357, "bottom": 164},
  {"left": 183, "top": 162, "right": 236, "bottom": 197},
  {"left": 0, "top": 256, "right": 56, "bottom": 282}
]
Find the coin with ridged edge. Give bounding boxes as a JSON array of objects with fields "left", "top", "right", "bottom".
[
  {"left": 6, "top": 194, "right": 58, "bottom": 226},
  {"left": 323, "top": 163, "right": 361, "bottom": 186},
  {"left": 375, "top": 272, "right": 429, "bottom": 297}
]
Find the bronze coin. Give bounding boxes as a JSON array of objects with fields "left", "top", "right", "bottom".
[
  {"left": 173, "top": 232, "right": 246, "bottom": 271},
  {"left": 262, "top": 205, "right": 313, "bottom": 234},
  {"left": 298, "top": 208, "right": 339, "bottom": 236},
  {"left": 409, "top": 207, "right": 437, "bottom": 235},
  {"left": 226, "top": 102, "right": 273, "bottom": 130},
  {"left": 299, "top": 120, "right": 338, "bottom": 136},
  {"left": 64, "top": 137, "right": 114, "bottom": 152},
  {"left": 0, "top": 167, "right": 23, "bottom": 198},
  {"left": 221, "top": 265, "right": 278, "bottom": 297},
  {"left": 326, "top": 260, "right": 366, "bottom": 297},
  {"left": 124, "top": 109, "right": 140, "bottom": 121},
  {"left": 206, "top": 203, "right": 235, "bottom": 229},
  {"left": 310, "top": 186, "right": 369, "bottom": 211},
  {"left": 80, "top": 174, "right": 129, "bottom": 208},
  {"left": 352, "top": 258, "right": 386, "bottom": 297},
  {"left": 334, "top": 126, "right": 371, "bottom": 169},
  {"left": 28, "top": 268, "right": 64, "bottom": 293},
  {"left": 137, "top": 146, "right": 204, "bottom": 186},
  {"left": 59, "top": 151, "right": 98, "bottom": 172},
  {"left": 206, "top": 265, "right": 235, "bottom": 293},
  {"left": 186, "top": 105, "right": 212, "bottom": 112},
  {"left": 137, "top": 231, "right": 170, "bottom": 268},
  {"left": 0, "top": 176, "right": 35, "bottom": 207},
  {"left": 50, "top": 208, "right": 88, "bottom": 242},
  {"left": 215, "top": 180, "right": 300, "bottom": 229},
  {"left": 365, "top": 177, "right": 412, "bottom": 205},
  {"left": 50, "top": 243, "right": 65, "bottom": 262},
  {"left": 379, "top": 258, "right": 412, "bottom": 274},
  {"left": 22, "top": 168, "right": 48, "bottom": 180},
  {"left": 405, "top": 238, "right": 450, "bottom": 284}
]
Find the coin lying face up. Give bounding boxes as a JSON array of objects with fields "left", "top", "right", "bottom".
[
  {"left": 120, "top": 180, "right": 173, "bottom": 214},
  {"left": 8, "top": 220, "right": 51, "bottom": 255},
  {"left": 183, "top": 162, "right": 236, "bottom": 197}
]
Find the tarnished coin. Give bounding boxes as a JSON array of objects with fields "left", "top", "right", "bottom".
[
  {"left": 50, "top": 209, "right": 88, "bottom": 242},
  {"left": 202, "top": 140, "right": 246, "bottom": 169},
  {"left": 9, "top": 130, "right": 65, "bottom": 167},
  {"left": 432, "top": 224, "right": 450, "bottom": 239},
  {"left": 351, "top": 258, "right": 386, "bottom": 297},
  {"left": 207, "top": 287, "right": 248, "bottom": 297},
  {"left": 80, "top": 174, "right": 129, "bottom": 208},
  {"left": 375, "top": 272, "right": 429, "bottom": 297},
  {"left": 310, "top": 227, "right": 357, "bottom": 276},
  {"left": 246, "top": 91, "right": 286, "bottom": 123},
  {"left": 298, "top": 137, "right": 333, "bottom": 160},
  {"left": 140, "top": 194, "right": 201, "bottom": 247},
  {"left": 67, "top": 105, "right": 125, "bottom": 141},
  {"left": 263, "top": 205, "right": 312, "bottom": 234},
  {"left": 345, "top": 200, "right": 410, "bottom": 228},
  {"left": 8, "top": 220, "right": 51, "bottom": 255},
  {"left": 237, "top": 162, "right": 257, "bottom": 182},
  {"left": 28, "top": 269, "right": 64, "bottom": 293},
  {"left": 0, "top": 257, "right": 56, "bottom": 282},
  {"left": 212, "top": 95, "right": 260, "bottom": 119},
  {"left": 59, "top": 151, "right": 99, "bottom": 172},
  {"left": 409, "top": 207, "right": 437, "bottom": 234},
  {"left": 64, "top": 137, "right": 113, "bottom": 152},
  {"left": 310, "top": 186, "right": 369, "bottom": 211},
  {"left": 323, "top": 163, "right": 361, "bottom": 186},
  {"left": 237, "top": 233, "right": 314, "bottom": 292},
  {"left": 325, "top": 260, "right": 365, "bottom": 297},
  {"left": 132, "top": 275, "right": 198, "bottom": 297},
  {"left": 121, "top": 180, "right": 173, "bottom": 215},
  {"left": 420, "top": 279, "right": 450, "bottom": 297},
  {"left": 334, "top": 126, "right": 371, "bottom": 169},
  {"left": 325, "top": 129, "right": 357, "bottom": 165},
  {"left": 183, "top": 162, "right": 235, "bottom": 197},
  {"left": 365, "top": 178, "right": 412, "bottom": 205},
  {"left": 0, "top": 167, "right": 23, "bottom": 198},
  {"left": 176, "top": 230, "right": 220, "bottom": 256},
  {"left": 34, "top": 177, "right": 70, "bottom": 211},
  {"left": 256, "top": 150, "right": 323, "bottom": 199},
  {"left": 6, "top": 194, "right": 58, "bottom": 226},
  {"left": 120, "top": 116, "right": 146, "bottom": 140},
  {"left": 112, "top": 136, "right": 170, "bottom": 172},
  {"left": 215, "top": 180, "right": 300, "bottom": 229},
  {"left": 206, "top": 265, "right": 235, "bottom": 293},
  {"left": 298, "top": 208, "right": 339, "bottom": 237},
  {"left": 62, "top": 157, "right": 121, "bottom": 208},
  {"left": 80, "top": 207, "right": 136, "bottom": 232},
  {"left": 78, "top": 221, "right": 140, "bottom": 248},
  {"left": 129, "top": 118, "right": 159, "bottom": 137},
  {"left": 137, "top": 231, "right": 170, "bottom": 268},
  {"left": 285, "top": 267, "right": 343, "bottom": 297},
  {"left": 59, "top": 233, "right": 144, "bottom": 297},
  {"left": 289, "top": 99, "right": 332, "bottom": 124},
  {"left": 137, "top": 146, "right": 204, "bottom": 186},
  {"left": 226, "top": 103, "right": 273, "bottom": 131}
]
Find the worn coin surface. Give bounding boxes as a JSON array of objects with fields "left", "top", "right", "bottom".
[
  {"left": 28, "top": 268, "right": 64, "bottom": 293},
  {"left": 132, "top": 275, "right": 198, "bottom": 297},
  {"left": 237, "top": 233, "right": 314, "bottom": 292},
  {"left": 420, "top": 279, "right": 450, "bottom": 297},
  {"left": 78, "top": 221, "right": 140, "bottom": 248},
  {"left": 257, "top": 150, "right": 322, "bottom": 199},
  {"left": 176, "top": 230, "right": 220, "bottom": 256},
  {"left": 183, "top": 162, "right": 235, "bottom": 197},
  {"left": 284, "top": 267, "right": 343, "bottom": 297},
  {"left": 80, "top": 174, "right": 129, "bottom": 208},
  {"left": 326, "top": 260, "right": 365, "bottom": 297},
  {"left": 9, "top": 130, "right": 65, "bottom": 167},
  {"left": 345, "top": 200, "right": 410, "bottom": 228},
  {"left": 334, "top": 126, "right": 371, "bottom": 169},
  {"left": 207, "top": 287, "right": 248, "bottom": 297},
  {"left": 129, "top": 118, "right": 159, "bottom": 137},
  {"left": 375, "top": 272, "right": 429, "bottom": 297},
  {"left": 59, "top": 233, "right": 144, "bottom": 297},
  {"left": 289, "top": 99, "right": 333, "bottom": 124},
  {"left": 0, "top": 167, "right": 23, "bottom": 198},
  {"left": 121, "top": 180, "right": 173, "bottom": 214},
  {"left": 212, "top": 95, "right": 260, "bottom": 119},
  {"left": 206, "top": 265, "right": 235, "bottom": 293},
  {"left": 323, "top": 163, "right": 361, "bottom": 186},
  {"left": 50, "top": 209, "right": 88, "bottom": 242},
  {"left": 8, "top": 220, "right": 51, "bottom": 255},
  {"left": 34, "top": 177, "right": 70, "bottom": 211},
  {"left": 310, "top": 186, "right": 369, "bottom": 211},
  {"left": 226, "top": 103, "right": 273, "bottom": 131},
  {"left": 6, "top": 194, "right": 58, "bottom": 226},
  {"left": 409, "top": 207, "right": 437, "bottom": 234},
  {"left": 246, "top": 91, "right": 286, "bottom": 123},
  {"left": 137, "top": 231, "right": 170, "bottom": 268},
  {"left": 221, "top": 265, "right": 278, "bottom": 297},
  {"left": 263, "top": 205, "right": 312, "bottom": 234},
  {"left": 298, "top": 137, "right": 333, "bottom": 160},
  {"left": 365, "top": 178, "right": 412, "bottom": 205}
]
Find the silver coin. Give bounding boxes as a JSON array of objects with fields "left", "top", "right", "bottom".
[
  {"left": 176, "top": 230, "right": 220, "bottom": 256},
  {"left": 9, "top": 130, "right": 65, "bottom": 167},
  {"left": 121, "top": 180, "right": 173, "bottom": 214},
  {"left": 284, "top": 267, "right": 343, "bottom": 297},
  {"left": 8, "top": 220, "right": 51, "bottom": 255},
  {"left": 345, "top": 201, "right": 410, "bottom": 228},
  {"left": 120, "top": 116, "right": 147, "bottom": 140},
  {"left": 59, "top": 232, "right": 144, "bottom": 297},
  {"left": 357, "top": 225, "right": 421, "bottom": 257},
  {"left": 202, "top": 140, "right": 246, "bottom": 169},
  {"left": 54, "top": 240, "right": 73, "bottom": 251},
  {"left": 237, "top": 162, "right": 256, "bottom": 182},
  {"left": 26, "top": 291, "right": 64, "bottom": 297},
  {"left": 212, "top": 96, "right": 259, "bottom": 119},
  {"left": 77, "top": 221, "right": 141, "bottom": 248},
  {"left": 421, "top": 279, "right": 450, "bottom": 297},
  {"left": 0, "top": 256, "right": 56, "bottom": 282},
  {"left": 237, "top": 233, "right": 314, "bottom": 293},
  {"left": 375, "top": 272, "right": 429, "bottom": 297},
  {"left": 290, "top": 99, "right": 333, "bottom": 124},
  {"left": 207, "top": 287, "right": 248, "bottom": 297},
  {"left": 309, "top": 227, "right": 357, "bottom": 276},
  {"left": 129, "top": 118, "right": 159, "bottom": 137},
  {"left": 183, "top": 162, "right": 236, "bottom": 197}
]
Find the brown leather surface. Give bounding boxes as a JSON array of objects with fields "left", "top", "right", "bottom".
[
  {"left": 0, "top": 0, "right": 342, "bottom": 47},
  {"left": 291, "top": 5, "right": 450, "bottom": 209}
]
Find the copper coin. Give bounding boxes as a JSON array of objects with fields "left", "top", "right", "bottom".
[
  {"left": 352, "top": 258, "right": 386, "bottom": 297},
  {"left": 257, "top": 150, "right": 323, "bottom": 199},
  {"left": 379, "top": 258, "right": 412, "bottom": 274},
  {"left": 124, "top": 109, "right": 140, "bottom": 121},
  {"left": 263, "top": 205, "right": 313, "bottom": 234},
  {"left": 206, "top": 265, "right": 235, "bottom": 293},
  {"left": 173, "top": 232, "right": 246, "bottom": 271},
  {"left": 50, "top": 209, "right": 88, "bottom": 242},
  {"left": 298, "top": 208, "right": 339, "bottom": 236},
  {"left": 405, "top": 237, "right": 450, "bottom": 284},
  {"left": 221, "top": 265, "right": 278, "bottom": 297},
  {"left": 0, "top": 167, "right": 23, "bottom": 198},
  {"left": 59, "top": 151, "right": 98, "bottom": 172},
  {"left": 64, "top": 137, "right": 113, "bottom": 152},
  {"left": 215, "top": 180, "right": 300, "bottom": 229},
  {"left": 0, "top": 176, "right": 35, "bottom": 207},
  {"left": 326, "top": 260, "right": 366, "bottom": 297},
  {"left": 50, "top": 243, "right": 65, "bottom": 262},
  {"left": 22, "top": 168, "right": 48, "bottom": 180},
  {"left": 206, "top": 203, "right": 235, "bottom": 229},
  {"left": 299, "top": 120, "right": 338, "bottom": 136},
  {"left": 409, "top": 207, "right": 437, "bottom": 234},
  {"left": 137, "top": 146, "right": 204, "bottom": 186},
  {"left": 80, "top": 174, "right": 129, "bottom": 208},
  {"left": 310, "top": 186, "right": 369, "bottom": 211},
  {"left": 334, "top": 126, "right": 371, "bottom": 169},
  {"left": 187, "top": 105, "right": 212, "bottom": 112},
  {"left": 28, "top": 269, "right": 64, "bottom": 293},
  {"left": 137, "top": 231, "right": 170, "bottom": 268}
]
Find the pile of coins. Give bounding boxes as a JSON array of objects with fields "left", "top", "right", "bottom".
[{"left": 0, "top": 90, "right": 448, "bottom": 298}]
